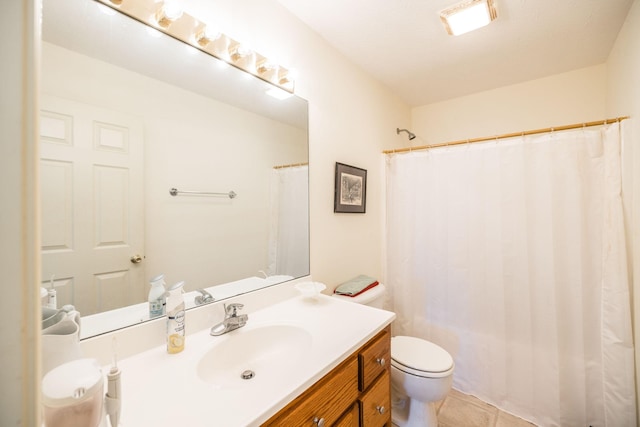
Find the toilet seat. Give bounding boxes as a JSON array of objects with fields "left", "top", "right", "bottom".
[{"left": 391, "top": 336, "right": 454, "bottom": 378}]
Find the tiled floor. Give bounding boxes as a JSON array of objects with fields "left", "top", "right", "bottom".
[{"left": 436, "top": 389, "right": 536, "bottom": 427}]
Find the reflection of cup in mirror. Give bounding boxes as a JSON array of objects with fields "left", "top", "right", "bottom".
[
  {"left": 42, "top": 308, "right": 66, "bottom": 330},
  {"left": 42, "top": 310, "right": 82, "bottom": 376},
  {"left": 42, "top": 305, "right": 75, "bottom": 329}
]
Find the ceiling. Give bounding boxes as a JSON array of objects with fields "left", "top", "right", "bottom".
[{"left": 275, "top": 0, "right": 634, "bottom": 107}]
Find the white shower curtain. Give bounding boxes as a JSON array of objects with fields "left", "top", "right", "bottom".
[
  {"left": 268, "top": 165, "right": 309, "bottom": 278},
  {"left": 385, "top": 122, "right": 636, "bottom": 426}
]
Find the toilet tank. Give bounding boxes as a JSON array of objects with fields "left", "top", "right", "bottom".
[{"left": 332, "top": 283, "right": 386, "bottom": 309}]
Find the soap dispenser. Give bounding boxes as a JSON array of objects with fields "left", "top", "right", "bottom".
[{"left": 166, "top": 281, "right": 186, "bottom": 354}]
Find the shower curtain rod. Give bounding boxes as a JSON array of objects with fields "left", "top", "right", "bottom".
[
  {"left": 383, "top": 116, "right": 630, "bottom": 154},
  {"left": 273, "top": 162, "right": 309, "bottom": 169}
]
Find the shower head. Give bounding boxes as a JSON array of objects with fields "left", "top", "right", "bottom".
[{"left": 396, "top": 128, "right": 416, "bottom": 140}]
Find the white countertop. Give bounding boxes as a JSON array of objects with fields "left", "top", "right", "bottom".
[{"left": 110, "top": 293, "right": 395, "bottom": 426}]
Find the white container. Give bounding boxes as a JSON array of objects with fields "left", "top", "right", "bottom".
[
  {"left": 41, "top": 309, "right": 82, "bottom": 376},
  {"left": 148, "top": 274, "right": 167, "bottom": 318},
  {"left": 42, "top": 358, "right": 104, "bottom": 427}
]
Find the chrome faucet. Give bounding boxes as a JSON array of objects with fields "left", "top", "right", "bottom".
[
  {"left": 210, "top": 303, "right": 248, "bottom": 336},
  {"left": 195, "top": 288, "right": 214, "bottom": 306}
]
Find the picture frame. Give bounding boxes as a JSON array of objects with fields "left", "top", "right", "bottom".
[{"left": 334, "top": 162, "right": 367, "bottom": 213}]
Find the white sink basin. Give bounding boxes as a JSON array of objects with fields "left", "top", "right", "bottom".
[{"left": 196, "top": 324, "right": 312, "bottom": 388}]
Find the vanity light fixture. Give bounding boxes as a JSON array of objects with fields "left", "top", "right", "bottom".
[
  {"left": 156, "top": 1, "right": 184, "bottom": 28},
  {"left": 256, "top": 58, "right": 277, "bottom": 75},
  {"left": 96, "top": 0, "right": 296, "bottom": 93},
  {"left": 229, "top": 43, "right": 255, "bottom": 72},
  {"left": 256, "top": 58, "right": 279, "bottom": 82},
  {"left": 229, "top": 43, "right": 252, "bottom": 62},
  {"left": 195, "top": 24, "right": 222, "bottom": 47},
  {"left": 278, "top": 68, "right": 297, "bottom": 91},
  {"left": 440, "top": 0, "right": 497, "bottom": 36}
]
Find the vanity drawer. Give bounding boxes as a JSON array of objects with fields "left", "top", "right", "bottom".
[
  {"left": 262, "top": 355, "right": 359, "bottom": 427},
  {"left": 334, "top": 403, "right": 360, "bottom": 427},
  {"left": 359, "top": 327, "right": 391, "bottom": 392},
  {"left": 359, "top": 370, "right": 391, "bottom": 427}
]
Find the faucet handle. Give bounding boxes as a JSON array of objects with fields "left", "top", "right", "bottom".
[{"left": 225, "top": 303, "right": 244, "bottom": 316}]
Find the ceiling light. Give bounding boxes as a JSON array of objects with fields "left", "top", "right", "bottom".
[{"left": 440, "top": 0, "right": 497, "bottom": 36}]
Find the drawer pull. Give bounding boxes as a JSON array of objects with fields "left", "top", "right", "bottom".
[
  {"left": 376, "top": 405, "right": 386, "bottom": 415},
  {"left": 376, "top": 357, "right": 386, "bottom": 367},
  {"left": 313, "top": 417, "right": 326, "bottom": 427}
]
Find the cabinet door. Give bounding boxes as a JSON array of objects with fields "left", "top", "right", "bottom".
[
  {"left": 262, "top": 356, "right": 359, "bottom": 427},
  {"left": 359, "top": 371, "right": 391, "bottom": 427}
]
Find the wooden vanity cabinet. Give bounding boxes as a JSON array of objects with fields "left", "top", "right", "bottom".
[
  {"left": 262, "top": 326, "right": 391, "bottom": 427},
  {"left": 358, "top": 326, "right": 391, "bottom": 427}
]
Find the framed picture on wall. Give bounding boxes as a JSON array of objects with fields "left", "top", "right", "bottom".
[{"left": 334, "top": 162, "right": 367, "bottom": 213}]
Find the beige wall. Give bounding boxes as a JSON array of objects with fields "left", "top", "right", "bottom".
[
  {"left": 606, "top": 0, "right": 640, "bottom": 417},
  {"left": 412, "top": 64, "right": 607, "bottom": 145}
]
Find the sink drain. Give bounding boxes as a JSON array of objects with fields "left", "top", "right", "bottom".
[{"left": 241, "top": 370, "right": 255, "bottom": 380}]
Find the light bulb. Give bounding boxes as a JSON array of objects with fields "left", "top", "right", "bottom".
[{"left": 156, "top": 1, "right": 184, "bottom": 27}]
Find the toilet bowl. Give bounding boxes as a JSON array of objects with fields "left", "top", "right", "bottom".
[
  {"left": 333, "top": 283, "right": 455, "bottom": 427},
  {"left": 390, "top": 336, "right": 454, "bottom": 427}
]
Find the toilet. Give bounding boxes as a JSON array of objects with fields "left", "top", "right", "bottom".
[{"left": 333, "top": 284, "right": 454, "bottom": 427}]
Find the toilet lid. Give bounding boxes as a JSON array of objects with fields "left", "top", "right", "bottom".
[{"left": 391, "top": 336, "right": 453, "bottom": 374}]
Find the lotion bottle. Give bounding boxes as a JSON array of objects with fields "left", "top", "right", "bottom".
[
  {"left": 166, "top": 281, "right": 185, "bottom": 354},
  {"left": 148, "top": 274, "right": 166, "bottom": 318}
]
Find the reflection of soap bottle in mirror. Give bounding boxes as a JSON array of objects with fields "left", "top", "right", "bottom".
[
  {"left": 166, "top": 281, "right": 185, "bottom": 354},
  {"left": 47, "top": 274, "right": 57, "bottom": 309},
  {"left": 148, "top": 274, "right": 166, "bottom": 318}
]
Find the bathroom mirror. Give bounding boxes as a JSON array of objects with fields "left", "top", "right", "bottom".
[{"left": 40, "top": 0, "right": 309, "bottom": 338}]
